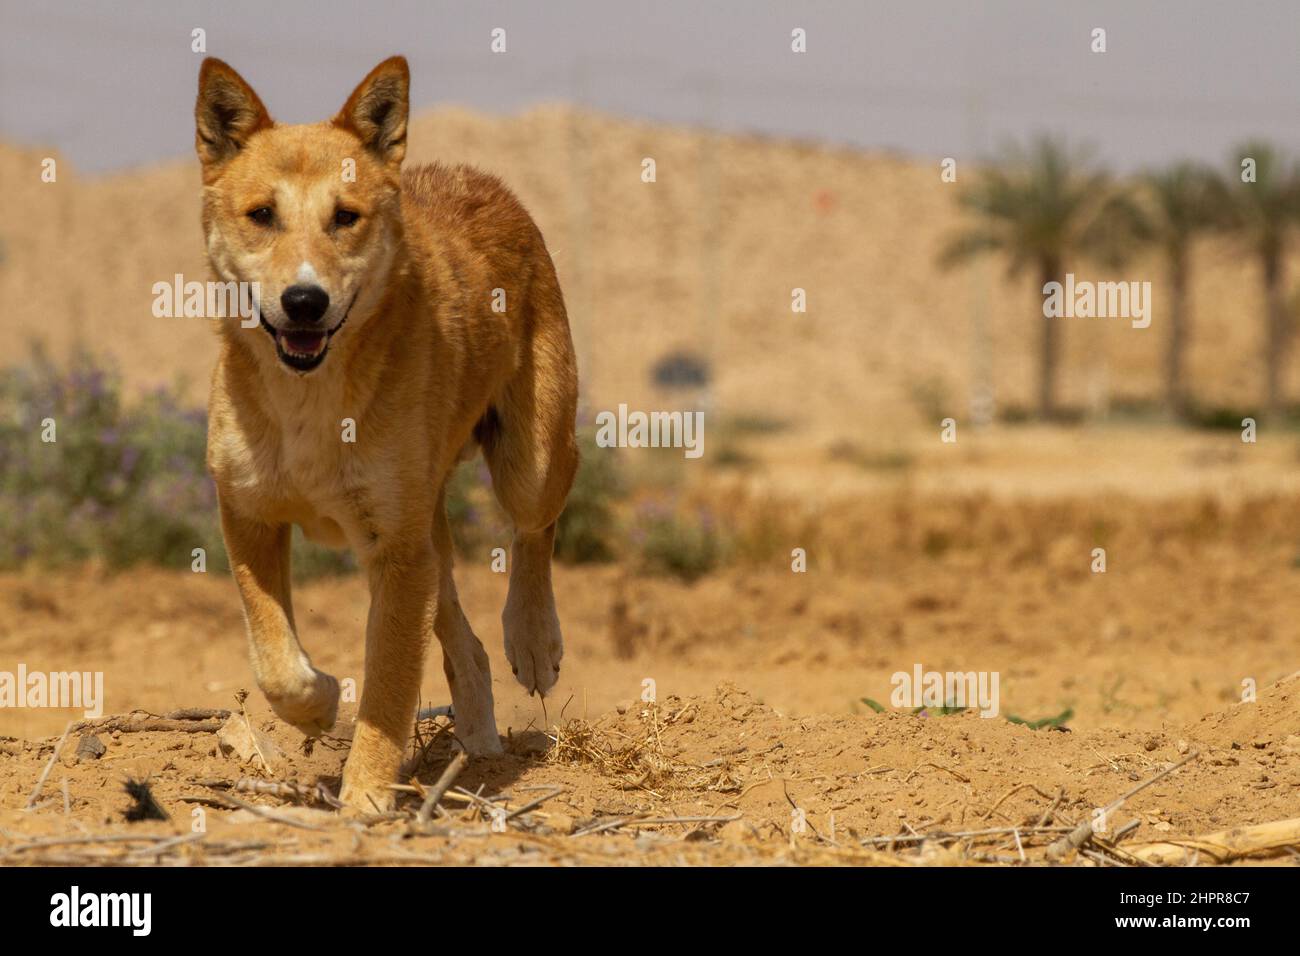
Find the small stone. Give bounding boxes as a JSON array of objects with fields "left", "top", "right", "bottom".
[
  {"left": 1176, "top": 739, "right": 1189, "bottom": 754},
  {"left": 1143, "top": 737, "right": 1159, "bottom": 752},
  {"left": 216, "top": 716, "right": 283, "bottom": 770},
  {"left": 615, "top": 700, "right": 632, "bottom": 715},
  {"left": 75, "top": 734, "right": 106, "bottom": 762}
]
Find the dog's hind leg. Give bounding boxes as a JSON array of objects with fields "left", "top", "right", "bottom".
[
  {"left": 432, "top": 484, "right": 503, "bottom": 754},
  {"left": 481, "top": 286, "right": 579, "bottom": 697}
]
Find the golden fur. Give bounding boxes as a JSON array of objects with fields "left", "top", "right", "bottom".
[{"left": 196, "top": 56, "right": 578, "bottom": 810}]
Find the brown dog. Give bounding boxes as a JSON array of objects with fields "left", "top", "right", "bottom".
[{"left": 195, "top": 56, "right": 578, "bottom": 810}]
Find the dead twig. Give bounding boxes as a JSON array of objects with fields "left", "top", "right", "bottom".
[
  {"left": 622, "top": 814, "right": 742, "bottom": 827},
  {"left": 162, "top": 708, "right": 231, "bottom": 721},
  {"left": 861, "top": 824, "right": 1072, "bottom": 846},
  {"left": 1046, "top": 750, "right": 1199, "bottom": 862},
  {"left": 234, "top": 690, "right": 272, "bottom": 774},
  {"left": 200, "top": 777, "right": 342, "bottom": 808},
  {"left": 504, "top": 786, "right": 566, "bottom": 822},
  {"left": 24, "top": 720, "right": 73, "bottom": 810},
  {"left": 416, "top": 752, "right": 468, "bottom": 826},
  {"left": 1126, "top": 817, "right": 1300, "bottom": 865},
  {"left": 982, "top": 783, "right": 1057, "bottom": 822},
  {"left": 179, "top": 791, "right": 328, "bottom": 832},
  {"left": 0, "top": 833, "right": 178, "bottom": 857},
  {"left": 1035, "top": 787, "right": 1066, "bottom": 829},
  {"left": 904, "top": 761, "right": 970, "bottom": 784}
]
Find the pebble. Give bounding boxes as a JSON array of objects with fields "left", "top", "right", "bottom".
[{"left": 75, "top": 733, "right": 106, "bottom": 762}]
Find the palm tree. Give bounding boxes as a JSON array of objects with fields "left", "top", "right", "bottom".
[
  {"left": 941, "top": 137, "right": 1120, "bottom": 420},
  {"left": 1121, "top": 163, "right": 1224, "bottom": 418},
  {"left": 1220, "top": 142, "right": 1300, "bottom": 414}
]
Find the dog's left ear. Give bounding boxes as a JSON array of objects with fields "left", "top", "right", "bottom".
[{"left": 334, "top": 56, "right": 409, "bottom": 168}]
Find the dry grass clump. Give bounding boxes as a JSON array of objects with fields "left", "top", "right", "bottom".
[
  {"left": 546, "top": 716, "right": 676, "bottom": 794},
  {"left": 546, "top": 701, "right": 709, "bottom": 796}
]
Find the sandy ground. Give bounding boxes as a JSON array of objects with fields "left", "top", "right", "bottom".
[{"left": 2, "top": 451, "right": 1298, "bottom": 865}]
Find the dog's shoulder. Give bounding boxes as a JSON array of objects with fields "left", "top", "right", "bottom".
[{"left": 402, "top": 161, "right": 538, "bottom": 238}]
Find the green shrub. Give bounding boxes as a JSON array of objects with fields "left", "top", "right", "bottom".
[
  {"left": 554, "top": 429, "right": 621, "bottom": 563},
  {"left": 1186, "top": 404, "right": 1262, "bottom": 431},
  {"left": 442, "top": 458, "right": 504, "bottom": 559},
  {"left": 630, "top": 496, "right": 725, "bottom": 582},
  {"left": 440, "top": 428, "right": 623, "bottom": 565}
]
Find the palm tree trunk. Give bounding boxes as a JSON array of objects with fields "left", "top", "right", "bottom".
[
  {"left": 1165, "top": 249, "right": 1189, "bottom": 419},
  {"left": 1039, "top": 256, "right": 1062, "bottom": 420},
  {"left": 1264, "top": 251, "right": 1287, "bottom": 415}
]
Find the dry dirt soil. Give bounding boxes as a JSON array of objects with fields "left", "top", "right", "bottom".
[{"left": 2, "top": 452, "right": 1298, "bottom": 866}]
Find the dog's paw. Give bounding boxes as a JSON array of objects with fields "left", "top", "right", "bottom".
[
  {"left": 452, "top": 726, "right": 505, "bottom": 757},
  {"left": 338, "top": 780, "right": 395, "bottom": 816},
  {"left": 503, "top": 602, "right": 563, "bottom": 697},
  {"left": 338, "top": 757, "right": 397, "bottom": 815},
  {"left": 263, "top": 666, "right": 339, "bottom": 737}
]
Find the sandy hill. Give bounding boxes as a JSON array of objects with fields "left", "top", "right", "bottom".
[{"left": 1, "top": 106, "right": 1295, "bottom": 438}]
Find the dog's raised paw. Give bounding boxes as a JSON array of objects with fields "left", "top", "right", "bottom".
[
  {"left": 503, "top": 601, "right": 563, "bottom": 697},
  {"left": 263, "top": 667, "right": 340, "bottom": 737}
]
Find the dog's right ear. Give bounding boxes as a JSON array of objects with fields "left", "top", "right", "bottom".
[{"left": 195, "top": 58, "right": 272, "bottom": 175}]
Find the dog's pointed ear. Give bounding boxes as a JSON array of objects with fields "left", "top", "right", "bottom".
[
  {"left": 195, "top": 58, "right": 272, "bottom": 173},
  {"left": 333, "top": 56, "right": 409, "bottom": 168}
]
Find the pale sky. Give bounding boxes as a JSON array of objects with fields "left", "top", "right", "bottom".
[{"left": 1, "top": 0, "right": 1298, "bottom": 173}]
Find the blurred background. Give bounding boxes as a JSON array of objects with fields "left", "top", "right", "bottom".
[{"left": 2, "top": 1, "right": 1299, "bottom": 741}]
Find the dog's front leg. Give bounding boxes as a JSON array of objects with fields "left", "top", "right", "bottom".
[
  {"left": 218, "top": 500, "right": 339, "bottom": 736},
  {"left": 339, "top": 538, "right": 437, "bottom": 813}
]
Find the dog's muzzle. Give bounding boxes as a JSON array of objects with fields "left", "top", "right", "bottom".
[{"left": 258, "top": 289, "right": 359, "bottom": 373}]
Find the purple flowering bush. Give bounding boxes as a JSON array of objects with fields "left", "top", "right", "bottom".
[
  {"left": 0, "top": 346, "right": 351, "bottom": 578},
  {"left": 628, "top": 494, "right": 724, "bottom": 582},
  {"left": 0, "top": 348, "right": 627, "bottom": 576},
  {"left": 0, "top": 345, "right": 212, "bottom": 569}
]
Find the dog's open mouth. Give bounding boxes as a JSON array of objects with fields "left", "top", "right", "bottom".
[
  {"left": 260, "top": 320, "right": 334, "bottom": 372},
  {"left": 257, "top": 291, "right": 358, "bottom": 373},
  {"left": 279, "top": 328, "right": 329, "bottom": 367}
]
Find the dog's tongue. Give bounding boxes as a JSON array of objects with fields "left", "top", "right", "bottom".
[{"left": 281, "top": 331, "right": 326, "bottom": 355}]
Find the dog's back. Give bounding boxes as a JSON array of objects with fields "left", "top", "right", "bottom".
[
  {"left": 400, "top": 160, "right": 576, "bottom": 450},
  {"left": 402, "top": 161, "right": 558, "bottom": 320}
]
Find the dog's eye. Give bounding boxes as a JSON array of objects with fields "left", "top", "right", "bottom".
[
  {"left": 247, "top": 207, "right": 274, "bottom": 226},
  {"left": 334, "top": 209, "right": 360, "bottom": 227}
]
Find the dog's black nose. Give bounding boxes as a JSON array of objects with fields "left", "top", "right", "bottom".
[{"left": 280, "top": 284, "right": 330, "bottom": 324}]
